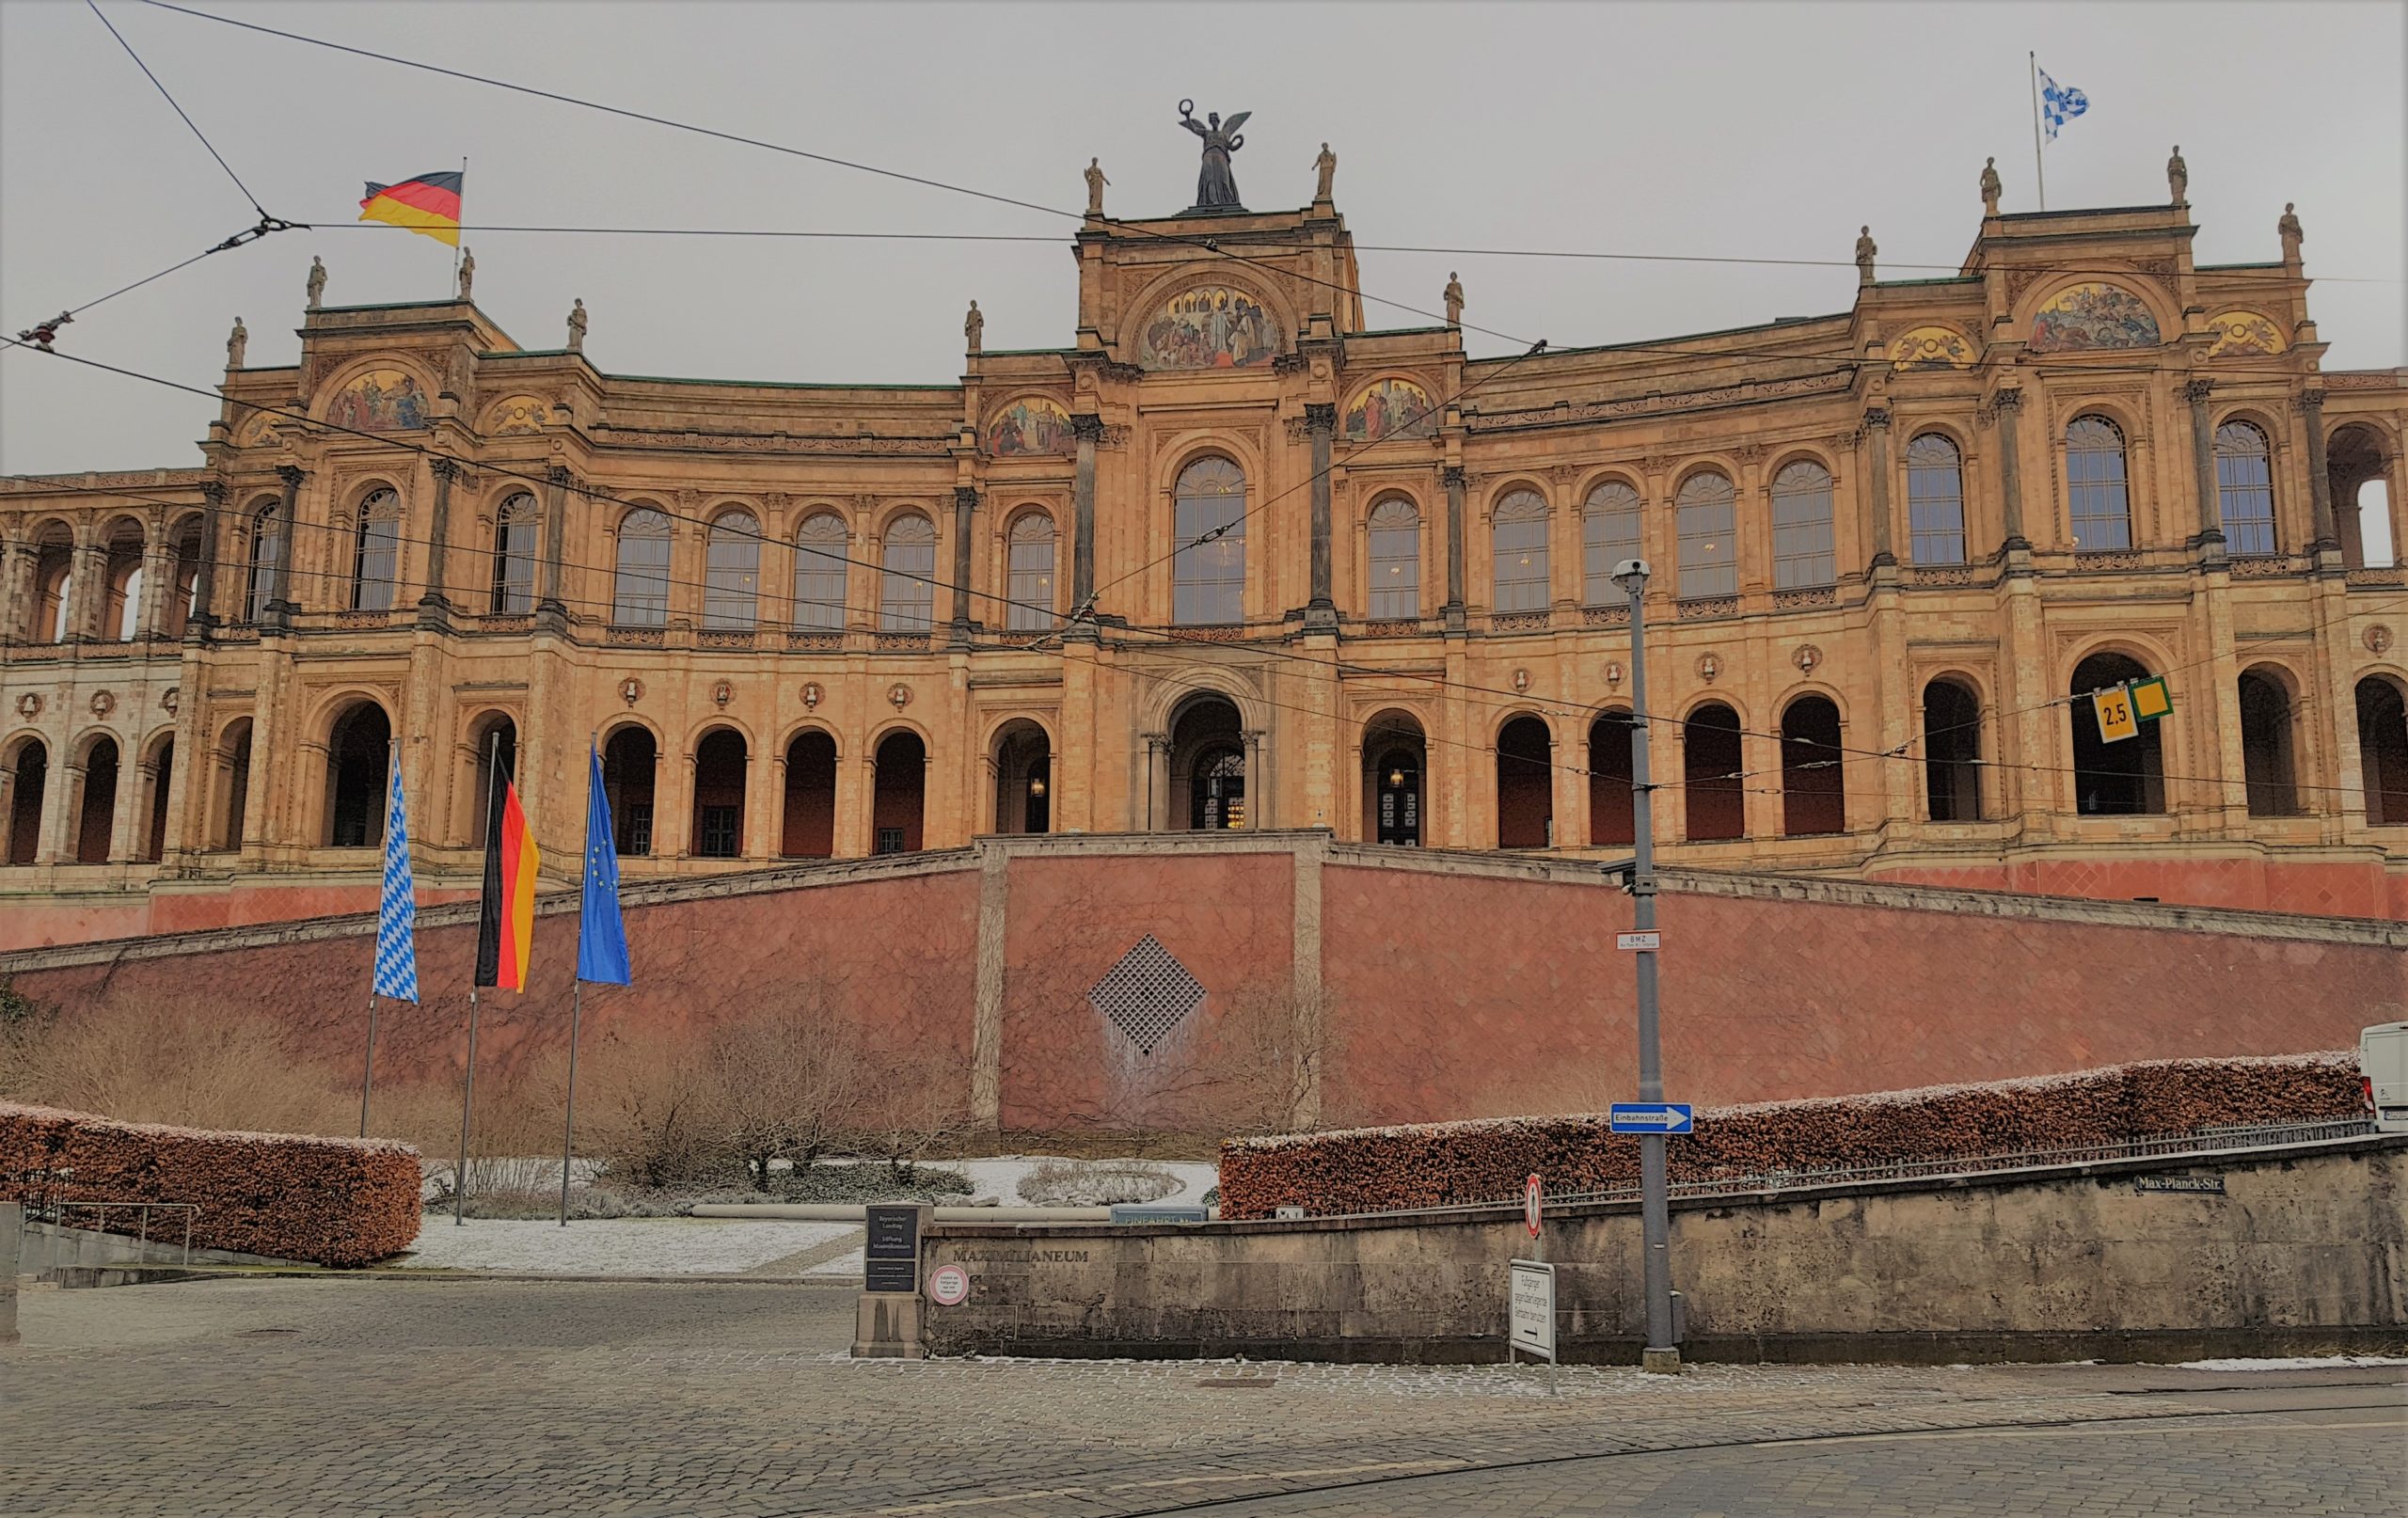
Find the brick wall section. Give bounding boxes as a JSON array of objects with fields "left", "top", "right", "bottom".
[{"left": 0, "top": 1101, "right": 420, "bottom": 1266}]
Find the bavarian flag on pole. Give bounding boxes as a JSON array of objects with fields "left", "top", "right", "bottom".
[
  {"left": 474, "top": 757, "right": 539, "bottom": 991},
  {"left": 358, "top": 170, "right": 464, "bottom": 245}
]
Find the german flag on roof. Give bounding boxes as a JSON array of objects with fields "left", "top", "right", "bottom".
[{"left": 358, "top": 170, "right": 463, "bottom": 246}]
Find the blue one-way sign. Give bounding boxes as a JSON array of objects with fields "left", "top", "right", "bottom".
[{"left": 1609, "top": 1102, "right": 1695, "bottom": 1134}]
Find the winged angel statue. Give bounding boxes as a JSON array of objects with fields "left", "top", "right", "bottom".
[{"left": 1180, "top": 102, "right": 1250, "bottom": 211}]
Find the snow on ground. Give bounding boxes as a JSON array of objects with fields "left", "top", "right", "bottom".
[
  {"left": 952, "top": 1156, "right": 1220, "bottom": 1207},
  {"left": 2167, "top": 1368, "right": 2408, "bottom": 1378},
  {"left": 395, "top": 1217, "right": 858, "bottom": 1275}
]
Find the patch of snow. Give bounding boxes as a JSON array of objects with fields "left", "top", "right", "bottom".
[
  {"left": 807, "top": 1247, "right": 864, "bottom": 1277},
  {"left": 2177, "top": 1368, "right": 2408, "bottom": 1378},
  {"left": 949, "top": 1156, "right": 1219, "bottom": 1208},
  {"left": 392, "top": 1217, "right": 856, "bottom": 1275}
]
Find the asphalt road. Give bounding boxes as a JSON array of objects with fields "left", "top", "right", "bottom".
[{"left": 3, "top": 1277, "right": 2399, "bottom": 1516}]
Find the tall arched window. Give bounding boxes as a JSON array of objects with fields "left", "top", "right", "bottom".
[
  {"left": 704, "top": 510, "right": 762, "bottom": 629},
  {"left": 1583, "top": 482, "right": 1642, "bottom": 604},
  {"left": 1173, "top": 456, "right": 1246, "bottom": 625},
  {"left": 1770, "top": 461, "right": 1835, "bottom": 589},
  {"left": 245, "top": 504, "right": 281, "bottom": 622},
  {"left": 791, "top": 513, "right": 848, "bottom": 630},
  {"left": 1923, "top": 678, "right": 1983, "bottom": 822},
  {"left": 1675, "top": 472, "right": 1737, "bottom": 599},
  {"left": 1006, "top": 512, "right": 1056, "bottom": 631},
  {"left": 611, "top": 507, "right": 672, "bottom": 626},
  {"left": 1907, "top": 433, "right": 1967, "bottom": 564},
  {"left": 2066, "top": 415, "right": 2132, "bottom": 551},
  {"left": 490, "top": 492, "right": 537, "bottom": 614},
  {"left": 1367, "top": 497, "right": 1420, "bottom": 620},
  {"left": 1491, "top": 489, "right": 1550, "bottom": 612},
  {"left": 2215, "top": 421, "right": 2277, "bottom": 556},
  {"left": 879, "top": 514, "right": 937, "bottom": 631},
  {"left": 351, "top": 488, "right": 401, "bottom": 610}
]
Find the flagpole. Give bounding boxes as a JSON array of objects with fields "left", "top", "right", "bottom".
[
  {"left": 2029, "top": 52, "right": 2047, "bottom": 212},
  {"left": 561, "top": 732, "right": 597, "bottom": 1227},
  {"left": 456, "top": 727, "right": 501, "bottom": 1226},
  {"left": 360, "top": 739, "right": 396, "bottom": 1138},
  {"left": 451, "top": 155, "right": 467, "bottom": 293}
]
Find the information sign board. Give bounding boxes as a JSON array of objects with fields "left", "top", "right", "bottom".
[
  {"left": 1608, "top": 1102, "right": 1695, "bottom": 1134},
  {"left": 1509, "top": 1258, "right": 1557, "bottom": 1362}
]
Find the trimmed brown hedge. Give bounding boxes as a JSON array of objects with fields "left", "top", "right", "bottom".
[
  {"left": 0, "top": 1102, "right": 421, "bottom": 1266},
  {"left": 1219, "top": 1054, "right": 2366, "bottom": 1220}
]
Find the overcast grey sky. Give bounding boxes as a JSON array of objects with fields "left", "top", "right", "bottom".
[{"left": 3, "top": 0, "right": 2400, "bottom": 477}]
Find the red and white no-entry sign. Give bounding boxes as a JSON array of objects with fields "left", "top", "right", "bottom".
[{"left": 1524, "top": 1174, "right": 1544, "bottom": 1237}]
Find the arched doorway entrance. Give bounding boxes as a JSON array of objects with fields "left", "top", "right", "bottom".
[
  {"left": 1923, "top": 679, "right": 1983, "bottom": 821},
  {"left": 2356, "top": 676, "right": 2408, "bottom": 825},
  {"left": 464, "top": 712, "right": 519, "bottom": 847},
  {"left": 2069, "top": 652, "right": 2164, "bottom": 815},
  {"left": 1361, "top": 710, "right": 1426, "bottom": 846},
  {"left": 2329, "top": 424, "right": 2395, "bottom": 569},
  {"left": 782, "top": 730, "right": 837, "bottom": 857},
  {"left": 75, "top": 735, "right": 119, "bottom": 863},
  {"left": 691, "top": 729, "right": 748, "bottom": 859},
  {"left": 1589, "top": 709, "right": 1638, "bottom": 846},
  {"left": 873, "top": 730, "right": 926, "bottom": 852},
  {"left": 1683, "top": 704, "right": 1744, "bottom": 841},
  {"left": 213, "top": 719, "right": 251, "bottom": 852},
  {"left": 5, "top": 738, "right": 47, "bottom": 865},
  {"left": 1168, "top": 695, "right": 1246, "bottom": 831},
  {"left": 2237, "top": 668, "right": 2299, "bottom": 816},
  {"left": 1780, "top": 695, "right": 1845, "bottom": 836},
  {"left": 603, "top": 726, "right": 657, "bottom": 856},
  {"left": 1496, "top": 715, "right": 1552, "bottom": 848},
  {"left": 991, "top": 719, "right": 1052, "bottom": 835},
  {"left": 142, "top": 735, "right": 174, "bottom": 862},
  {"left": 324, "top": 703, "right": 391, "bottom": 847}
]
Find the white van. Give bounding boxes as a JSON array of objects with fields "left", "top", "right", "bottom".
[{"left": 2363, "top": 1023, "right": 2408, "bottom": 1134}]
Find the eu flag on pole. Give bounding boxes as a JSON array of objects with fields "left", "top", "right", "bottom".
[
  {"left": 2038, "top": 67, "right": 2089, "bottom": 140},
  {"left": 373, "top": 760, "right": 420, "bottom": 1002},
  {"left": 577, "top": 744, "right": 631, "bottom": 986}
]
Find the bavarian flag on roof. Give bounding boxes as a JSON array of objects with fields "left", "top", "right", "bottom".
[{"left": 358, "top": 170, "right": 463, "bottom": 245}]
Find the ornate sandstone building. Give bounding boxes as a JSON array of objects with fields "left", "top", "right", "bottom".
[{"left": 2, "top": 148, "right": 2404, "bottom": 949}]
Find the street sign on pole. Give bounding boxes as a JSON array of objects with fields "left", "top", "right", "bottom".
[
  {"left": 1615, "top": 930, "right": 1659, "bottom": 952},
  {"left": 1508, "top": 1258, "right": 1556, "bottom": 1363},
  {"left": 1609, "top": 1102, "right": 1695, "bottom": 1134},
  {"left": 1524, "top": 1174, "right": 1544, "bottom": 1237}
]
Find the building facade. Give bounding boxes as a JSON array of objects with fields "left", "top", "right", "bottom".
[{"left": 2, "top": 162, "right": 2404, "bottom": 947}]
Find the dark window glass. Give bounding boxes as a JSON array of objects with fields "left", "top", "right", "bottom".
[
  {"left": 1368, "top": 498, "right": 1419, "bottom": 619},
  {"left": 1173, "top": 457, "right": 1246, "bottom": 625},
  {"left": 705, "top": 511, "right": 762, "bottom": 629},
  {"left": 491, "top": 493, "right": 537, "bottom": 614},
  {"left": 1006, "top": 513, "right": 1056, "bottom": 630},
  {"left": 1491, "top": 489, "right": 1550, "bottom": 611},
  {"left": 1583, "top": 482, "right": 1642, "bottom": 604},
  {"left": 792, "top": 514, "right": 848, "bottom": 630},
  {"left": 353, "top": 488, "right": 401, "bottom": 611},
  {"left": 1770, "top": 462, "right": 1835, "bottom": 589},
  {"left": 612, "top": 508, "right": 673, "bottom": 626},
  {"left": 2215, "top": 422, "right": 2277, "bottom": 556},
  {"left": 697, "top": 805, "right": 740, "bottom": 858},
  {"left": 1906, "top": 433, "right": 1967, "bottom": 564},
  {"left": 1675, "top": 473, "right": 1737, "bottom": 599},
  {"left": 879, "top": 514, "right": 937, "bottom": 631},
  {"left": 246, "top": 507, "right": 280, "bottom": 621},
  {"left": 2067, "top": 416, "right": 2132, "bottom": 550}
]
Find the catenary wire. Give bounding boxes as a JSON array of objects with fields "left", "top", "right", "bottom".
[{"left": 85, "top": 0, "right": 266, "bottom": 217}]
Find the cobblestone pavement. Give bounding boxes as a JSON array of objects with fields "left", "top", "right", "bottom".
[{"left": 2, "top": 1278, "right": 2399, "bottom": 1516}]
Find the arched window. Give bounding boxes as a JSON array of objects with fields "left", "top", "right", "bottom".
[
  {"left": 1589, "top": 709, "right": 1638, "bottom": 846},
  {"left": 692, "top": 729, "right": 748, "bottom": 858},
  {"left": 782, "top": 730, "right": 838, "bottom": 857},
  {"left": 1495, "top": 716, "right": 1552, "bottom": 847},
  {"left": 2237, "top": 668, "right": 2298, "bottom": 816},
  {"left": 490, "top": 492, "right": 537, "bottom": 614},
  {"left": 1173, "top": 457, "right": 1246, "bottom": 625},
  {"left": 873, "top": 730, "right": 927, "bottom": 852},
  {"left": 323, "top": 703, "right": 391, "bottom": 847},
  {"left": 1770, "top": 462, "right": 1835, "bottom": 589},
  {"left": 1490, "top": 489, "right": 1550, "bottom": 612},
  {"left": 351, "top": 488, "right": 402, "bottom": 611},
  {"left": 5, "top": 739, "right": 47, "bottom": 866},
  {"left": 2357, "top": 677, "right": 2408, "bottom": 825},
  {"left": 704, "top": 511, "right": 762, "bottom": 629},
  {"left": 611, "top": 508, "right": 672, "bottom": 626},
  {"left": 1923, "top": 679, "right": 1983, "bottom": 821},
  {"left": 74, "top": 735, "right": 119, "bottom": 864},
  {"left": 879, "top": 514, "right": 937, "bottom": 631},
  {"left": 1780, "top": 696, "right": 1845, "bottom": 835},
  {"left": 2066, "top": 416, "right": 2132, "bottom": 551},
  {"left": 602, "top": 725, "right": 657, "bottom": 855},
  {"left": 245, "top": 504, "right": 281, "bottom": 622},
  {"left": 1906, "top": 433, "right": 1967, "bottom": 564},
  {"left": 1675, "top": 472, "right": 1737, "bottom": 599},
  {"left": 1683, "top": 704, "right": 1744, "bottom": 840},
  {"left": 791, "top": 513, "right": 848, "bottom": 630},
  {"left": 1006, "top": 513, "right": 1056, "bottom": 631},
  {"left": 1367, "top": 497, "right": 1420, "bottom": 620},
  {"left": 1583, "top": 482, "right": 1642, "bottom": 605},
  {"left": 2215, "top": 421, "right": 2276, "bottom": 556},
  {"left": 2069, "top": 652, "right": 2163, "bottom": 814}
]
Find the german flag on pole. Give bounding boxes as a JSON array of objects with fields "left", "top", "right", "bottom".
[
  {"left": 473, "top": 759, "right": 540, "bottom": 991},
  {"left": 358, "top": 170, "right": 464, "bottom": 246}
]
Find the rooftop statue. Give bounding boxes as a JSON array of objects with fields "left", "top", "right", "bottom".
[
  {"left": 1085, "top": 157, "right": 1109, "bottom": 218},
  {"left": 1313, "top": 142, "right": 1337, "bottom": 203},
  {"left": 2167, "top": 145, "right": 2188, "bottom": 206},
  {"left": 1180, "top": 101, "right": 1249, "bottom": 211},
  {"left": 227, "top": 316, "right": 247, "bottom": 371},
  {"left": 1980, "top": 157, "right": 2003, "bottom": 216},
  {"left": 306, "top": 255, "right": 326, "bottom": 309}
]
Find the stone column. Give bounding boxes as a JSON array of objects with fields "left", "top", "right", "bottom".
[
  {"left": 418, "top": 456, "right": 459, "bottom": 624},
  {"left": 1993, "top": 390, "right": 2029, "bottom": 553},
  {"left": 1, "top": 541, "right": 35, "bottom": 645},
  {"left": 110, "top": 743, "right": 154, "bottom": 862},
  {"left": 188, "top": 480, "right": 225, "bottom": 632},
  {"left": 66, "top": 529, "right": 103, "bottom": 643},
  {"left": 537, "top": 465, "right": 572, "bottom": 630},
  {"left": 1862, "top": 406, "right": 1895, "bottom": 567},
  {"left": 1306, "top": 403, "right": 1338, "bottom": 627},
  {"left": 136, "top": 523, "right": 173, "bottom": 640},
  {"left": 949, "top": 485, "right": 977, "bottom": 649},
  {"left": 39, "top": 752, "right": 82, "bottom": 864},
  {"left": 264, "top": 465, "right": 304, "bottom": 628},
  {"left": 1243, "top": 728, "right": 1265, "bottom": 830},
  {"left": 2185, "top": 378, "right": 2226, "bottom": 560},
  {"left": 1442, "top": 465, "right": 1467, "bottom": 630},
  {"left": 1143, "top": 733, "right": 1168, "bottom": 830},
  {"left": 2303, "top": 387, "right": 2337, "bottom": 555},
  {"left": 1069, "top": 414, "right": 1101, "bottom": 639},
  {"left": 742, "top": 741, "right": 777, "bottom": 860}
]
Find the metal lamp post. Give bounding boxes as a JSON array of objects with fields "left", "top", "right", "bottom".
[{"left": 1615, "top": 558, "right": 1680, "bottom": 1374}]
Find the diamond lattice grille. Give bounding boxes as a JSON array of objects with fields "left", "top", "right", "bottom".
[{"left": 1089, "top": 934, "right": 1206, "bottom": 1054}]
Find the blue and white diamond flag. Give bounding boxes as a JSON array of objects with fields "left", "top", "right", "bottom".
[
  {"left": 373, "top": 757, "right": 420, "bottom": 1002},
  {"left": 2038, "top": 67, "right": 2089, "bottom": 141}
]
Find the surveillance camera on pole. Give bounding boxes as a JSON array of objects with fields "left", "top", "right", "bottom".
[{"left": 1615, "top": 555, "right": 1681, "bottom": 1374}]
